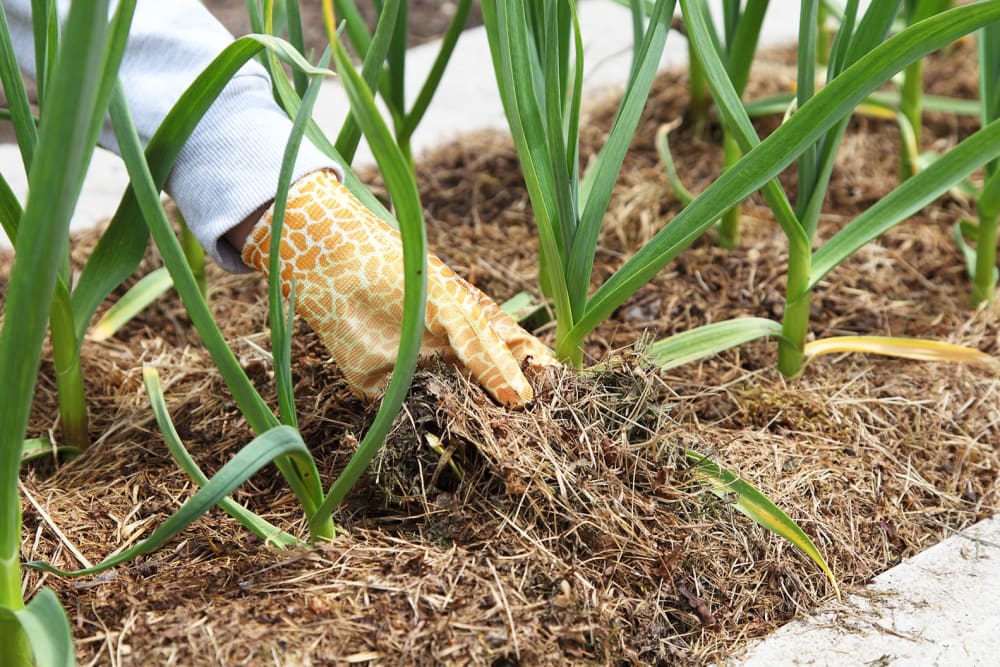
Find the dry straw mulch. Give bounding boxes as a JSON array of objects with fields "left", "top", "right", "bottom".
[{"left": 4, "top": 41, "right": 999, "bottom": 665}]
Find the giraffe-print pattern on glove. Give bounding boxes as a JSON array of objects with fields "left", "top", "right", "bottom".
[{"left": 242, "top": 169, "right": 558, "bottom": 407}]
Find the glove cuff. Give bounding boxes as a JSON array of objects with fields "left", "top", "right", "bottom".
[{"left": 240, "top": 168, "right": 343, "bottom": 278}]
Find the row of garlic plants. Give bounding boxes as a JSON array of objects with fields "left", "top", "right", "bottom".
[
  {"left": 4, "top": 1, "right": 999, "bottom": 663},
  {"left": 482, "top": 0, "right": 1000, "bottom": 608}
]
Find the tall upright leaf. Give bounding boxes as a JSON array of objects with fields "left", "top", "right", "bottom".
[
  {"left": 0, "top": 1, "right": 111, "bottom": 662},
  {"left": 311, "top": 8, "right": 429, "bottom": 525}
]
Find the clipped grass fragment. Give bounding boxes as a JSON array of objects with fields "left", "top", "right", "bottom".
[{"left": 686, "top": 450, "right": 840, "bottom": 600}]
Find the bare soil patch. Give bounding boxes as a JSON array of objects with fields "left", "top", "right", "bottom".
[{"left": 5, "top": 39, "right": 999, "bottom": 666}]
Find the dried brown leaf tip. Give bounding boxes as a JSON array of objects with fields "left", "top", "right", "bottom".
[{"left": 678, "top": 584, "right": 718, "bottom": 628}]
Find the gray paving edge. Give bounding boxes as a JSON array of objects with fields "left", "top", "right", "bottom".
[{"left": 735, "top": 515, "right": 1000, "bottom": 666}]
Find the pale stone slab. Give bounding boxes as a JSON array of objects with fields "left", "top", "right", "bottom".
[
  {"left": 737, "top": 515, "right": 1000, "bottom": 666},
  {"left": 0, "top": 145, "right": 129, "bottom": 249}
]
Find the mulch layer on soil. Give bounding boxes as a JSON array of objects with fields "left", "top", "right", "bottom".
[{"left": 4, "top": 38, "right": 999, "bottom": 666}]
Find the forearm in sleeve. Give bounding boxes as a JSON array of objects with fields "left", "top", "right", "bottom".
[{"left": 2, "top": 0, "right": 342, "bottom": 272}]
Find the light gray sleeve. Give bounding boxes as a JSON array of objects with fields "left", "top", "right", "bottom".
[{"left": 2, "top": 0, "right": 343, "bottom": 272}]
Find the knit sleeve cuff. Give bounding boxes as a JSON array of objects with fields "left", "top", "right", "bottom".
[{"left": 165, "top": 73, "right": 344, "bottom": 273}]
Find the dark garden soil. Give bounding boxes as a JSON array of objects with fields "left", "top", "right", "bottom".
[{"left": 3, "top": 28, "right": 999, "bottom": 667}]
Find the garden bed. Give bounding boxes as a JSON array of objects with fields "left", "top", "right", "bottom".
[{"left": 6, "top": 38, "right": 999, "bottom": 666}]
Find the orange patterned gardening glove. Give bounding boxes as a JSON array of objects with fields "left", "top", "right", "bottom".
[{"left": 241, "top": 169, "right": 558, "bottom": 407}]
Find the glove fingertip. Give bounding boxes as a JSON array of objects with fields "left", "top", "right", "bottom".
[{"left": 494, "top": 382, "right": 533, "bottom": 409}]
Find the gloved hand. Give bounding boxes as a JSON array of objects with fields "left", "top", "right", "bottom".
[{"left": 240, "top": 169, "right": 558, "bottom": 407}]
